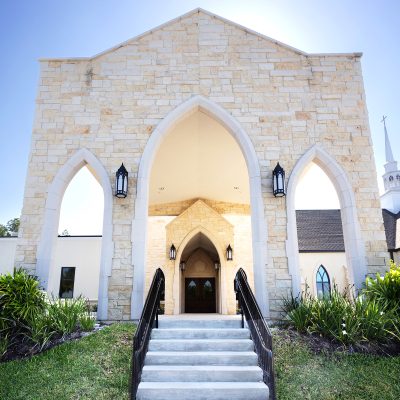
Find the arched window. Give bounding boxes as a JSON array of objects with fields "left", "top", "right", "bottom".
[
  {"left": 389, "top": 175, "right": 394, "bottom": 182},
  {"left": 316, "top": 265, "right": 330, "bottom": 297}
]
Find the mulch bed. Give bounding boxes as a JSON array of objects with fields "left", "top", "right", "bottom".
[
  {"left": 1, "top": 325, "right": 104, "bottom": 363},
  {"left": 273, "top": 327, "right": 400, "bottom": 357}
]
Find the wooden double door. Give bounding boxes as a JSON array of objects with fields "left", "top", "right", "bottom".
[{"left": 185, "top": 277, "right": 216, "bottom": 313}]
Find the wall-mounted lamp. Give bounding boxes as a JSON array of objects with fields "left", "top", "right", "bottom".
[
  {"left": 169, "top": 244, "right": 176, "bottom": 260},
  {"left": 272, "top": 162, "right": 286, "bottom": 197},
  {"left": 180, "top": 261, "right": 186, "bottom": 271},
  {"left": 214, "top": 261, "right": 220, "bottom": 270},
  {"left": 115, "top": 163, "right": 128, "bottom": 198},
  {"left": 226, "top": 244, "right": 233, "bottom": 261}
]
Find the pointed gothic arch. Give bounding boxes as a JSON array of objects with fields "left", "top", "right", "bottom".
[
  {"left": 36, "top": 148, "right": 113, "bottom": 320},
  {"left": 131, "top": 95, "right": 269, "bottom": 318},
  {"left": 286, "top": 144, "right": 367, "bottom": 296},
  {"left": 173, "top": 226, "right": 226, "bottom": 314}
]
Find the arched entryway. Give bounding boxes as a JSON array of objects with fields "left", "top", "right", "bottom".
[
  {"left": 180, "top": 233, "right": 220, "bottom": 313},
  {"left": 132, "top": 95, "right": 268, "bottom": 318}
]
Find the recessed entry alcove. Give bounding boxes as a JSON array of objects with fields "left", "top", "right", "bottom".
[{"left": 143, "top": 107, "right": 257, "bottom": 315}]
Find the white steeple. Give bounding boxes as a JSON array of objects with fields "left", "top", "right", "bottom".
[
  {"left": 381, "top": 116, "right": 400, "bottom": 213},
  {"left": 384, "top": 116, "right": 395, "bottom": 163}
]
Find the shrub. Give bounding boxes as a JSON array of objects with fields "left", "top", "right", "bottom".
[
  {"left": 364, "top": 260, "right": 400, "bottom": 312},
  {"left": 283, "top": 290, "right": 314, "bottom": 332},
  {"left": 0, "top": 269, "right": 46, "bottom": 325},
  {"left": 0, "top": 270, "right": 96, "bottom": 360},
  {"left": 47, "top": 297, "right": 90, "bottom": 336},
  {"left": 24, "top": 313, "right": 55, "bottom": 351},
  {"left": 283, "top": 281, "right": 400, "bottom": 346},
  {"left": 79, "top": 314, "right": 96, "bottom": 332},
  {"left": 354, "top": 297, "right": 398, "bottom": 343}
]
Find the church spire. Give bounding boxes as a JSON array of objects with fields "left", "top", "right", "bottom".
[
  {"left": 381, "top": 115, "right": 400, "bottom": 213},
  {"left": 382, "top": 115, "right": 394, "bottom": 163}
]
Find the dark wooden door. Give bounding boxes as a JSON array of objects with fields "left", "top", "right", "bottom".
[{"left": 185, "top": 278, "right": 216, "bottom": 313}]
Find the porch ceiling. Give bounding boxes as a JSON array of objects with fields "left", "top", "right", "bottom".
[{"left": 149, "top": 111, "right": 250, "bottom": 205}]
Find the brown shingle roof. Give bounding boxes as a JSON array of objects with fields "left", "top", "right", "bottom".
[{"left": 296, "top": 210, "right": 345, "bottom": 252}]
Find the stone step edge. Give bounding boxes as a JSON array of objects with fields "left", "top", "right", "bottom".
[
  {"left": 152, "top": 328, "right": 249, "bottom": 331},
  {"left": 143, "top": 365, "right": 262, "bottom": 371},
  {"left": 138, "top": 382, "right": 268, "bottom": 389},
  {"left": 149, "top": 339, "right": 253, "bottom": 343},
  {"left": 146, "top": 351, "right": 257, "bottom": 355}
]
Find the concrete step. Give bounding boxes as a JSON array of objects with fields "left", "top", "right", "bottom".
[
  {"left": 141, "top": 365, "right": 263, "bottom": 382},
  {"left": 145, "top": 351, "right": 258, "bottom": 366},
  {"left": 148, "top": 339, "right": 254, "bottom": 352},
  {"left": 151, "top": 328, "right": 250, "bottom": 340},
  {"left": 158, "top": 319, "right": 242, "bottom": 329},
  {"left": 136, "top": 381, "right": 269, "bottom": 400}
]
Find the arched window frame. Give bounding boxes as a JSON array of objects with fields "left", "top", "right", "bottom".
[{"left": 316, "top": 265, "right": 331, "bottom": 297}]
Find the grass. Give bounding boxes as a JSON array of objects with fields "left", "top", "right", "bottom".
[
  {"left": 274, "top": 329, "right": 400, "bottom": 400},
  {"left": 0, "top": 323, "right": 135, "bottom": 400},
  {"left": 1, "top": 323, "right": 400, "bottom": 400}
]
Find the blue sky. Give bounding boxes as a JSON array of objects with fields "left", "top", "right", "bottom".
[{"left": 0, "top": 0, "right": 399, "bottom": 226}]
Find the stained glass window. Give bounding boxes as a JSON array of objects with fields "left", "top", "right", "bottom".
[{"left": 316, "top": 265, "right": 330, "bottom": 297}]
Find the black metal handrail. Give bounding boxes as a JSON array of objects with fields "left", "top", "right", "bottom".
[
  {"left": 131, "top": 268, "right": 165, "bottom": 399},
  {"left": 234, "top": 268, "right": 276, "bottom": 400}
]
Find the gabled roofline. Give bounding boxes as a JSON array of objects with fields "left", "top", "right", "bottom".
[{"left": 38, "top": 8, "right": 362, "bottom": 62}]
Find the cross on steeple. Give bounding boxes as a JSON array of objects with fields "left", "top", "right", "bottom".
[{"left": 382, "top": 115, "right": 394, "bottom": 163}]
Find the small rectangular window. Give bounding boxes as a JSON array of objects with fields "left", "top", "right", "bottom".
[{"left": 59, "top": 267, "right": 76, "bottom": 298}]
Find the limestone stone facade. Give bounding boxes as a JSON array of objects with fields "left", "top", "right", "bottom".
[
  {"left": 145, "top": 200, "right": 253, "bottom": 315},
  {"left": 15, "top": 8, "right": 388, "bottom": 320}
]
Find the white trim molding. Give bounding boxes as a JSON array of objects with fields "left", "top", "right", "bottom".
[
  {"left": 286, "top": 144, "right": 367, "bottom": 296},
  {"left": 36, "top": 148, "right": 113, "bottom": 320},
  {"left": 131, "top": 95, "right": 270, "bottom": 318}
]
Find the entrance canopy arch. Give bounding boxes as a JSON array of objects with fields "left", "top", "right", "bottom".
[
  {"left": 286, "top": 144, "right": 367, "bottom": 296},
  {"left": 131, "top": 95, "right": 269, "bottom": 318}
]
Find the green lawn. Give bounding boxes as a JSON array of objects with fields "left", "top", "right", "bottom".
[
  {"left": 273, "top": 329, "right": 400, "bottom": 400},
  {"left": 1, "top": 323, "right": 399, "bottom": 400},
  {"left": 0, "top": 323, "right": 135, "bottom": 400}
]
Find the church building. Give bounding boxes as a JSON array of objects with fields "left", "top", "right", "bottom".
[{"left": 6, "top": 8, "right": 390, "bottom": 320}]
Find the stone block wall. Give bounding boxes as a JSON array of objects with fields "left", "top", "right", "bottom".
[{"left": 16, "top": 9, "right": 388, "bottom": 320}]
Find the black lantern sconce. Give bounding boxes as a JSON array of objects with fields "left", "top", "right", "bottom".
[
  {"left": 226, "top": 244, "right": 233, "bottom": 261},
  {"left": 180, "top": 261, "right": 186, "bottom": 271},
  {"left": 272, "top": 162, "right": 286, "bottom": 197},
  {"left": 169, "top": 244, "right": 176, "bottom": 260},
  {"left": 214, "top": 261, "right": 220, "bottom": 270},
  {"left": 115, "top": 163, "right": 128, "bottom": 198}
]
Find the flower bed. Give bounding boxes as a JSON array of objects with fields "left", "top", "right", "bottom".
[
  {"left": 282, "top": 262, "right": 400, "bottom": 350},
  {"left": 0, "top": 269, "right": 96, "bottom": 362}
]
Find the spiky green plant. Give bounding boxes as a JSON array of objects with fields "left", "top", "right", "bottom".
[
  {"left": 364, "top": 260, "right": 400, "bottom": 312},
  {"left": 47, "top": 296, "right": 90, "bottom": 336},
  {"left": 0, "top": 269, "right": 46, "bottom": 325}
]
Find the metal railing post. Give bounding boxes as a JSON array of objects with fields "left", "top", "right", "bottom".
[
  {"left": 234, "top": 268, "right": 276, "bottom": 400},
  {"left": 131, "top": 268, "right": 165, "bottom": 399}
]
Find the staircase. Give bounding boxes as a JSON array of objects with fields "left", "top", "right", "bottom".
[{"left": 136, "top": 316, "right": 269, "bottom": 400}]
